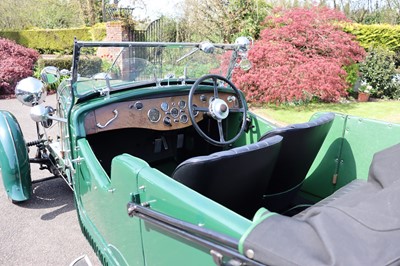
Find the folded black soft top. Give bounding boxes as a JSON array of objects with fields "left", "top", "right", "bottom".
[{"left": 240, "top": 143, "right": 400, "bottom": 266}]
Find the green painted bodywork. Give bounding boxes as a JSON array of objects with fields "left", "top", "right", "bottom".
[
  {"left": 6, "top": 39, "right": 400, "bottom": 265},
  {"left": 0, "top": 110, "right": 31, "bottom": 201},
  {"left": 302, "top": 112, "right": 400, "bottom": 200},
  {"left": 67, "top": 91, "right": 400, "bottom": 265},
  {"left": 69, "top": 85, "right": 252, "bottom": 265},
  {"left": 63, "top": 83, "right": 400, "bottom": 265}
]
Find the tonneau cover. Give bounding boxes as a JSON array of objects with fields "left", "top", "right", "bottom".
[{"left": 240, "top": 143, "right": 400, "bottom": 266}]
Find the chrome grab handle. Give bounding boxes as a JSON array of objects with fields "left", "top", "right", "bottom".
[{"left": 96, "top": 109, "right": 118, "bottom": 129}]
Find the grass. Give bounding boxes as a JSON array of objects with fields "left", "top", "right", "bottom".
[{"left": 251, "top": 100, "right": 400, "bottom": 126}]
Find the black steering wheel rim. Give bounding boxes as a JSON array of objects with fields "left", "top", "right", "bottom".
[{"left": 188, "top": 74, "right": 247, "bottom": 146}]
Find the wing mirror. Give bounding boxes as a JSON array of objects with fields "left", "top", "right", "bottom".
[
  {"left": 15, "top": 66, "right": 67, "bottom": 125},
  {"left": 15, "top": 77, "right": 47, "bottom": 107},
  {"left": 15, "top": 66, "right": 63, "bottom": 107},
  {"left": 40, "top": 66, "right": 60, "bottom": 84},
  {"left": 234, "top": 37, "right": 253, "bottom": 71}
]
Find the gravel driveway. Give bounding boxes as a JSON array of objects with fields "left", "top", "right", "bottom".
[{"left": 0, "top": 95, "right": 100, "bottom": 266}]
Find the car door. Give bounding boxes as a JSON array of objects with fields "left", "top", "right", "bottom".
[{"left": 74, "top": 138, "right": 145, "bottom": 266}]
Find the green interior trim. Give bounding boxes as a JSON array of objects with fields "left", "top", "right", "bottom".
[
  {"left": 303, "top": 112, "right": 400, "bottom": 201},
  {"left": 252, "top": 207, "right": 269, "bottom": 221},
  {"left": 238, "top": 210, "right": 276, "bottom": 254},
  {"left": 302, "top": 113, "right": 348, "bottom": 199}
]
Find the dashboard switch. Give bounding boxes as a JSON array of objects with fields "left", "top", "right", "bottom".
[{"left": 163, "top": 116, "right": 172, "bottom": 127}]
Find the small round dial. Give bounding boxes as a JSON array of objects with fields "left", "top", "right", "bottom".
[
  {"left": 180, "top": 114, "right": 188, "bottom": 123},
  {"left": 161, "top": 102, "right": 169, "bottom": 112},
  {"left": 192, "top": 104, "right": 199, "bottom": 117},
  {"left": 134, "top": 101, "right": 143, "bottom": 110},
  {"left": 178, "top": 100, "right": 186, "bottom": 109},
  {"left": 170, "top": 107, "right": 179, "bottom": 118},
  {"left": 148, "top": 108, "right": 161, "bottom": 123}
]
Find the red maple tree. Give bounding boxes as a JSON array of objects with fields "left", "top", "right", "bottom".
[
  {"left": 0, "top": 38, "right": 39, "bottom": 96},
  {"left": 233, "top": 7, "right": 366, "bottom": 104}
]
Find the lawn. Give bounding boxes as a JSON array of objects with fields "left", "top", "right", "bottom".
[{"left": 251, "top": 100, "right": 400, "bottom": 126}]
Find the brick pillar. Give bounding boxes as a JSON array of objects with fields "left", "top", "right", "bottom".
[
  {"left": 105, "top": 21, "right": 130, "bottom": 42},
  {"left": 97, "top": 21, "right": 132, "bottom": 80}
]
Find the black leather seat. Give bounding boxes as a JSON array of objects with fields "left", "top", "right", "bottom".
[
  {"left": 259, "top": 112, "right": 335, "bottom": 212},
  {"left": 172, "top": 135, "right": 283, "bottom": 219}
]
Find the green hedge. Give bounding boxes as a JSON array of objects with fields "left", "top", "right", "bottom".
[
  {"left": 37, "top": 56, "right": 102, "bottom": 76},
  {"left": 0, "top": 23, "right": 106, "bottom": 54},
  {"left": 343, "top": 23, "right": 400, "bottom": 52}
]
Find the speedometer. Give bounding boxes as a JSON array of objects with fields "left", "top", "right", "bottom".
[{"left": 148, "top": 108, "right": 161, "bottom": 123}]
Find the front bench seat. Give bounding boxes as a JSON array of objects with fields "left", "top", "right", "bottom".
[
  {"left": 172, "top": 135, "right": 283, "bottom": 219},
  {"left": 259, "top": 112, "right": 335, "bottom": 212}
]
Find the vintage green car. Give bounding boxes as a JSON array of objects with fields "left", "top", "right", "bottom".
[{"left": 1, "top": 38, "right": 400, "bottom": 266}]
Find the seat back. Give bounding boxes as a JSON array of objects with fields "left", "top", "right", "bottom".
[
  {"left": 172, "top": 135, "right": 283, "bottom": 219},
  {"left": 259, "top": 112, "right": 335, "bottom": 212}
]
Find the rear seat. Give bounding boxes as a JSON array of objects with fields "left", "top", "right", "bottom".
[
  {"left": 241, "top": 143, "right": 400, "bottom": 266},
  {"left": 294, "top": 179, "right": 366, "bottom": 219}
]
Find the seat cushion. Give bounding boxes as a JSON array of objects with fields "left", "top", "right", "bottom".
[
  {"left": 259, "top": 112, "right": 335, "bottom": 212},
  {"left": 172, "top": 135, "right": 283, "bottom": 218}
]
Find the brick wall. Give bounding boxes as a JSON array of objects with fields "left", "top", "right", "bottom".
[
  {"left": 97, "top": 21, "right": 133, "bottom": 80},
  {"left": 97, "top": 21, "right": 130, "bottom": 64}
]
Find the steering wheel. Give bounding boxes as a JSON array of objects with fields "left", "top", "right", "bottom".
[{"left": 188, "top": 74, "right": 247, "bottom": 146}]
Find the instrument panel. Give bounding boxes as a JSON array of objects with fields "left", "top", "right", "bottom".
[{"left": 84, "top": 92, "right": 238, "bottom": 135}]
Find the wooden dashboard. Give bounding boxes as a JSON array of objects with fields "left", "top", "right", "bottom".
[{"left": 84, "top": 92, "right": 238, "bottom": 135}]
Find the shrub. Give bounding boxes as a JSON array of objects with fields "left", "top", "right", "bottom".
[
  {"left": 232, "top": 7, "right": 366, "bottom": 104},
  {"left": 0, "top": 24, "right": 106, "bottom": 54},
  {"left": 343, "top": 63, "right": 360, "bottom": 94},
  {"left": 0, "top": 38, "right": 39, "bottom": 96},
  {"left": 359, "top": 47, "right": 400, "bottom": 99},
  {"left": 37, "top": 56, "right": 102, "bottom": 77},
  {"left": 343, "top": 23, "right": 400, "bottom": 53},
  {"left": 36, "top": 56, "right": 73, "bottom": 71}
]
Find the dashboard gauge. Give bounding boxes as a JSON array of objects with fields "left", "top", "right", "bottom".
[
  {"left": 134, "top": 101, "right": 143, "bottom": 110},
  {"left": 148, "top": 108, "right": 161, "bottom": 123},
  {"left": 161, "top": 102, "right": 169, "bottom": 112},
  {"left": 170, "top": 107, "right": 179, "bottom": 118},
  {"left": 200, "top": 94, "right": 207, "bottom": 102},
  {"left": 178, "top": 100, "right": 186, "bottom": 109},
  {"left": 180, "top": 114, "right": 188, "bottom": 124},
  {"left": 192, "top": 104, "right": 199, "bottom": 117}
]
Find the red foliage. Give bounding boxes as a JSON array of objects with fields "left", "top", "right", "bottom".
[
  {"left": 0, "top": 38, "right": 39, "bottom": 96},
  {"left": 232, "top": 7, "right": 366, "bottom": 103}
]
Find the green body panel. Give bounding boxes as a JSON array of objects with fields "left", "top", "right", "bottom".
[
  {"left": 137, "top": 164, "right": 250, "bottom": 265},
  {"left": 68, "top": 86, "right": 254, "bottom": 265},
  {"left": 75, "top": 139, "right": 145, "bottom": 265},
  {"left": 74, "top": 136, "right": 250, "bottom": 265},
  {"left": 338, "top": 116, "right": 400, "bottom": 184},
  {"left": 303, "top": 112, "right": 400, "bottom": 200},
  {"left": 0, "top": 110, "right": 31, "bottom": 201},
  {"left": 302, "top": 113, "right": 347, "bottom": 199},
  {"left": 67, "top": 84, "right": 400, "bottom": 265}
]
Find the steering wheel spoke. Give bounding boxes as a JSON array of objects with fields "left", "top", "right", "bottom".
[
  {"left": 212, "top": 77, "right": 219, "bottom": 98},
  {"left": 229, "top": 107, "right": 245, "bottom": 113},
  {"left": 192, "top": 106, "right": 209, "bottom": 113},
  {"left": 188, "top": 74, "right": 247, "bottom": 146},
  {"left": 217, "top": 120, "right": 225, "bottom": 142}
]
